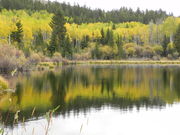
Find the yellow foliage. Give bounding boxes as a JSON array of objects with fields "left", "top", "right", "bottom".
[{"left": 0, "top": 9, "right": 179, "bottom": 48}]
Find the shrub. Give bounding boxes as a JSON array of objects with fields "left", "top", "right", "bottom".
[
  {"left": 167, "top": 54, "right": 173, "bottom": 60},
  {"left": 91, "top": 43, "right": 100, "bottom": 59},
  {"left": 123, "top": 43, "right": 136, "bottom": 57},
  {"left": 99, "top": 45, "right": 115, "bottom": 59},
  {"left": 91, "top": 43, "right": 118, "bottom": 59},
  {"left": 172, "top": 51, "right": 179, "bottom": 59},
  {"left": 0, "top": 44, "right": 27, "bottom": 72},
  {"left": 142, "top": 46, "right": 155, "bottom": 58},
  {"left": 37, "top": 52, "right": 50, "bottom": 62},
  {"left": 126, "top": 47, "right": 136, "bottom": 57},
  {"left": 153, "top": 45, "right": 163, "bottom": 56},
  {"left": 52, "top": 52, "right": 62, "bottom": 63},
  {"left": 28, "top": 52, "right": 41, "bottom": 65},
  {"left": 152, "top": 55, "right": 161, "bottom": 60},
  {"left": 167, "top": 42, "right": 176, "bottom": 55},
  {"left": 134, "top": 46, "right": 143, "bottom": 57},
  {"left": 123, "top": 43, "right": 136, "bottom": 50},
  {"left": 0, "top": 76, "right": 8, "bottom": 90},
  {"left": 74, "top": 52, "right": 91, "bottom": 60}
]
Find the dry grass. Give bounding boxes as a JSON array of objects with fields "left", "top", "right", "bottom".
[{"left": 0, "top": 44, "right": 27, "bottom": 73}]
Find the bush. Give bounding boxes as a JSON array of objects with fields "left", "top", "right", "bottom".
[
  {"left": 0, "top": 44, "right": 27, "bottom": 72},
  {"left": 153, "top": 45, "right": 163, "bottom": 56},
  {"left": 99, "top": 45, "right": 116, "bottom": 59},
  {"left": 52, "top": 52, "right": 62, "bottom": 62},
  {"left": 0, "top": 76, "right": 8, "bottom": 90},
  {"left": 167, "top": 54, "right": 173, "bottom": 60},
  {"left": 28, "top": 52, "right": 41, "bottom": 65},
  {"left": 172, "top": 51, "right": 179, "bottom": 59},
  {"left": 142, "top": 46, "right": 155, "bottom": 58},
  {"left": 123, "top": 43, "right": 136, "bottom": 57},
  {"left": 74, "top": 52, "right": 91, "bottom": 60},
  {"left": 91, "top": 43, "right": 100, "bottom": 59},
  {"left": 167, "top": 42, "right": 176, "bottom": 54},
  {"left": 91, "top": 43, "right": 118, "bottom": 60},
  {"left": 37, "top": 52, "right": 50, "bottom": 62},
  {"left": 134, "top": 46, "right": 143, "bottom": 57},
  {"left": 99, "top": 46, "right": 112, "bottom": 59},
  {"left": 152, "top": 55, "right": 160, "bottom": 60},
  {"left": 123, "top": 43, "right": 136, "bottom": 50}
]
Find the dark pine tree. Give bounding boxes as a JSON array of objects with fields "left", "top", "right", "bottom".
[
  {"left": 106, "top": 29, "right": 115, "bottom": 46},
  {"left": 10, "top": 20, "right": 24, "bottom": 49},
  {"left": 100, "top": 28, "right": 105, "bottom": 45},
  {"left": 162, "top": 35, "right": 170, "bottom": 57},
  {"left": 117, "top": 35, "right": 124, "bottom": 59},
  {"left": 0, "top": 0, "right": 170, "bottom": 24},
  {"left": 48, "top": 10, "right": 67, "bottom": 56},
  {"left": 34, "top": 30, "right": 46, "bottom": 52},
  {"left": 62, "top": 35, "right": 73, "bottom": 59},
  {"left": 80, "top": 35, "right": 89, "bottom": 49},
  {"left": 105, "top": 28, "right": 110, "bottom": 44},
  {"left": 112, "top": 24, "right": 116, "bottom": 30},
  {"left": 174, "top": 24, "right": 180, "bottom": 54}
]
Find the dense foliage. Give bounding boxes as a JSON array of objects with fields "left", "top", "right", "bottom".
[
  {"left": 0, "top": 0, "right": 171, "bottom": 24},
  {"left": 0, "top": 9, "right": 180, "bottom": 61},
  {"left": 0, "top": 0, "right": 179, "bottom": 65}
]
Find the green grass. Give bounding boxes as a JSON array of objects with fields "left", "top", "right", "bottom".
[
  {"left": 68, "top": 60, "right": 180, "bottom": 65},
  {"left": 35, "top": 60, "right": 180, "bottom": 71},
  {"left": 37, "top": 62, "right": 61, "bottom": 70}
]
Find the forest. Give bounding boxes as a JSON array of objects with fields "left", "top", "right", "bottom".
[
  {"left": 0, "top": 0, "right": 171, "bottom": 24},
  {"left": 0, "top": 0, "right": 180, "bottom": 72}
]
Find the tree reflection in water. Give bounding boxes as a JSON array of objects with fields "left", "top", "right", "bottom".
[{"left": 1, "top": 65, "right": 180, "bottom": 127}]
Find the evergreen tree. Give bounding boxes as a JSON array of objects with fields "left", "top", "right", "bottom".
[
  {"left": 92, "top": 43, "right": 100, "bottom": 59},
  {"left": 49, "top": 31, "right": 57, "bottom": 56},
  {"left": 34, "top": 30, "right": 46, "bottom": 52},
  {"left": 117, "top": 35, "right": 123, "bottom": 46},
  {"left": 105, "top": 29, "right": 110, "bottom": 44},
  {"left": 62, "top": 35, "right": 73, "bottom": 59},
  {"left": 0, "top": 0, "right": 170, "bottom": 24},
  {"left": 174, "top": 24, "right": 180, "bottom": 54},
  {"left": 100, "top": 28, "right": 105, "bottom": 45},
  {"left": 112, "top": 24, "right": 116, "bottom": 30},
  {"left": 162, "top": 35, "right": 170, "bottom": 57},
  {"left": 104, "top": 29, "right": 115, "bottom": 46},
  {"left": 117, "top": 35, "right": 124, "bottom": 59},
  {"left": 48, "top": 10, "right": 66, "bottom": 56},
  {"left": 10, "top": 20, "right": 24, "bottom": 49},
  {"left": 105, "top": 29, "right": 114, "bottom": 46},
  {"left": 81, "top": 35, "right": 89, "bottom": 49}
]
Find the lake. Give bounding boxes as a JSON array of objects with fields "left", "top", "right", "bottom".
[{"left": 1, "top": 65, "right": 180, "bottom": 135}]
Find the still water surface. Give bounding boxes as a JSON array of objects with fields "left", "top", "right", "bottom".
[{"left": 1, "top": 65, "right": 180, "bottom": 135}]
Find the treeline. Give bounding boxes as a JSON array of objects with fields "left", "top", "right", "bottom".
[
  {"left": 0, "top": 0, "right": 171, "bottom": 24},
  {"left": 0, "top": 9, "right": 180, "bottom": 62}
]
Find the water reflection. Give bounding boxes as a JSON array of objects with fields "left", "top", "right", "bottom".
[{"left": 1, "top": 65, "right": 180, "bottom": 126}]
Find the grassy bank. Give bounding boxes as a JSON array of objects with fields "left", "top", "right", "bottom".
[
  {"left": 37, "top": 60, "right": 180, "bottom": 69},
  {"left": 67, "top": 60, "right": 180, "bottom": 65}
]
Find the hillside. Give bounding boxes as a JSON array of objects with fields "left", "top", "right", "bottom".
[
  {"left": 0, "top": 0, "right": 171, "bottom": 24},
  {"left": 0, "top": 1, "right": 180, "bottom": 72}
]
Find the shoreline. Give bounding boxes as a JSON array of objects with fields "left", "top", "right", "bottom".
[
  {"left": 67, "top": 60, "right": 180, "bottom": 65},
  {"left": 2, "top": 60, "right": 180, "bottom": 74}
]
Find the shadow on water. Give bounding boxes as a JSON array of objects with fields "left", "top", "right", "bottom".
[{"left": 1, "top": 65, "right": 180, "bottom": 127}]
